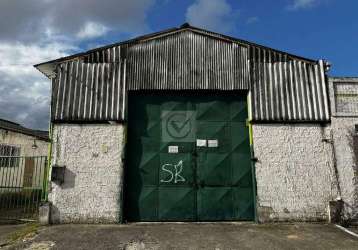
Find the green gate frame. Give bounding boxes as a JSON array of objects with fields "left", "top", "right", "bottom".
[
  {"left": 123, "top": 91, "right": 258, "bottom": 222},
  {"left": 247, "top": 93, "right": 258, "bottom": 223}
]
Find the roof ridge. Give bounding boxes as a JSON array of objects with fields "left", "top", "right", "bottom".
[
  {"left": 34, "top": 23, "right": 319, "bottom": 78},
  {"left": 0, "top": 118, "right": 49, "bottom": 141},
  {"left": 0, "top": 118, "right": 20, "bottom": 126}
]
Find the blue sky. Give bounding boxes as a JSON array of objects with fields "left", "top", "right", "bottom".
[
  {"left": 0, "top": 0, "right": 357, "bottom": 129},
  {"left": 94, "top": 0, "right": 358, "bottom": 77}
]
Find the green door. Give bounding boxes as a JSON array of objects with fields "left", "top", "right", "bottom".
[{"left": 124, "top": 92, "right": 254, "bottom": 221}]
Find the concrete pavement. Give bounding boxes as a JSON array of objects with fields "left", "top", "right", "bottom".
[{"left": 1, "top": 222, "right": 358, "bottom": 250}]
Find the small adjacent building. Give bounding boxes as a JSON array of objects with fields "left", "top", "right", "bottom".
[
  {"left": 0, "top": 118, "right": 49, "bottom": 189},
  {"left": 0, "top": 118, "right": 49, "bottom": 157},
  {"left": 35, "top": 24, "right": 358, "bottom": 223}
]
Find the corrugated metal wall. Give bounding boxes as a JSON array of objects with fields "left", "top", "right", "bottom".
[
  {"left": 126, "top": 30, "right": 249, "bottom": 90},
  {"left": 52, "top": 60, "right": 125, "bottom": 121},
  {"left": 84, "top": 46, "right": 122, "bottom": 63},
  {"left": 249, "top": 47, "right": 330, "bottom": 121},
  {"left": 50, "top": 29, "right": 331, "bottom": 123}
]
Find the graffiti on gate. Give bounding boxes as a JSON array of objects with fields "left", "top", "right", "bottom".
[{"left": 160, "top": 160, "right": 186, "bottom": 184}]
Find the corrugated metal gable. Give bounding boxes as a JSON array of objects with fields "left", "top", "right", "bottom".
[
  {"left": 48, "top": 28, "right": 330, "bottom": 123},
  {"left": 249, "top": 47, "right": 330, "bottom": 122},
  {"left": 127, "top": 30, "right": 249, "bottom": 90},
  {"left": 52, "top": 60, "right": 126, "bottom": 121}
]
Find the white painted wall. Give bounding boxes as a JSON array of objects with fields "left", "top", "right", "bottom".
[
  {"left": 49, "top": 123, "right": 125, "bottom": 223},
  {"left": 252, "top": 124, "right": 338, "bottom": 222},
  {"left": 47, "top": 79, "right": 358, "bottom": 223},
  {"left": 329, "top": 78, "right": 358, "bottom": 220},
  {"left": 331, "top": 117, "right": 358, "bottom": 220}
]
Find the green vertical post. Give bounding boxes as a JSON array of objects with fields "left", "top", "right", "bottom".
[
  {"left": 247, "top": 92, "right": 258, "bottom": 223},
  {"left": 42, "top": 123, "right": 53, "bottom": 201},
  {"left": 42, "top": 77, "right": 55, "bottom": 202}
]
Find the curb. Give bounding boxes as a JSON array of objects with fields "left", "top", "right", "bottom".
[{"left": 335, "top": 224, "right": 358, "bottom": 238}]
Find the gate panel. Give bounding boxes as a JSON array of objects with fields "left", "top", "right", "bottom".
[
  {"left": 0, "top": 156, "right": 47, "bottom": 221},
  {"left": 125, "top": 92, "right": 254, "bottom": 221},
  {"left": 158, "top": 187, "right": 195, "bottom": 221},
  {"left": 126, "top": 186, "right": 157, "bottom": 221},
  {"left": 196, "top": 121, "right": 231, "bottom": 186},
  {"left": 198, "top": 187, "right": 233, "bottom": 221},
  {"left": 231, "top": 122, "right": 252, "bottom": 187},
  {"left": 232, "top": 187, "right": 255, "bottom": 219},
  {"left": 23, "top": 158, "right": 35, "bottom": 187}
]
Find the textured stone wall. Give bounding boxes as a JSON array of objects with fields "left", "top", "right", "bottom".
[
  {"left": 329, "top": 78, "right": 358, "bottom": 221},
  {"left": 49, "top": 123, "right": 125, "bottom": 223},
  {"left": 331, "top": 117, "right": 358, "bottom": 220},
  {"left": 252, "top": 124, "right": 337, "bottom": 222}
]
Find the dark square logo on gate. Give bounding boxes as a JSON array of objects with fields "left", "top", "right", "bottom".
[{"left": 161, "top": 111, "right": 196, "bottom": 142}]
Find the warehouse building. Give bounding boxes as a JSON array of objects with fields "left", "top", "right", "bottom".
[{"left": 35, "top": 24, "right": 358, "bottom": 223}]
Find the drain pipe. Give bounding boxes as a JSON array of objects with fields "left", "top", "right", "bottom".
[
  {"left": 322, "top": 128, "right": 343, "bottom": 223},
  {"left": 323, "top": 129, "right": 342, "bottom": 198}
]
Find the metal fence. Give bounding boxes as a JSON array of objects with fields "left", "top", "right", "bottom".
[{"left": 0, "top": 156, "right": 47, "bottom": 222}]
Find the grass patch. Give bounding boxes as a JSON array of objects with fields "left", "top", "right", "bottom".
[{"left": 6, "top": 223, "right": 39, "bottom": 244}]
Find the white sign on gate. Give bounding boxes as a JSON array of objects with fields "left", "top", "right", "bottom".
[
  {"left": 168, "top": 146, "right": 179, "bottom": 154},
  {"left": 196, "top": 139, "right": 207, "bottom": 147},
  {"left": 208, "top": 139, "right": 219, "bottom": 148}
]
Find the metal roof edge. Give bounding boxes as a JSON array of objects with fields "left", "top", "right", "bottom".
[
  {"left": 182, "top": 25, "right": 318, "bottom": 63},
  {"left": 0, "top": 126, "right": 49, "bottom": 142},
  {"left": 34, "top": 23, "right": 319, "bottom": 77},
  {"left": 33, "top": 26, "right": 181, "bottom": 69},
  {"left": 0, "top": 118, "right": 49, "bottom": 141},
  {"left": 329, "top": 76, "right": 358, "bottom": 81},
  {"left": 250, "top": 120, "right": 331, "bottom": 124}
]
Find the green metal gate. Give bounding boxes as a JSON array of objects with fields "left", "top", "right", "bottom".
[
  {"left": 124, "top": 92, "right": 254, "bottom": 221},
  {"left": 0, "top": 156, "right": 48, "bottom": 222}
]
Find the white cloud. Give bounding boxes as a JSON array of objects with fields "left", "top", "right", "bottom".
[
  {"left": 0, "top": 41, "right": 75, "bottom": 130},
  {"left": 0, "top": 0, "right": 156, "bottom": 129},
  {"left": 0, "top": 42, "right": 74, "bottom": 76},
  {"left": 288, "top": 0, "right": 319, "bottom": 10},
  {"left": 185, "top": 0, "right": 238, "bottom": 32},
  {"left": 76, "top": 22, "right": 109, "bottom": 39},
  {"left": 0, "top": 0, "right": 155, "bottom": 43},
  {"left": 246, "top": 16, "right": 259, "bottom": 24}
]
